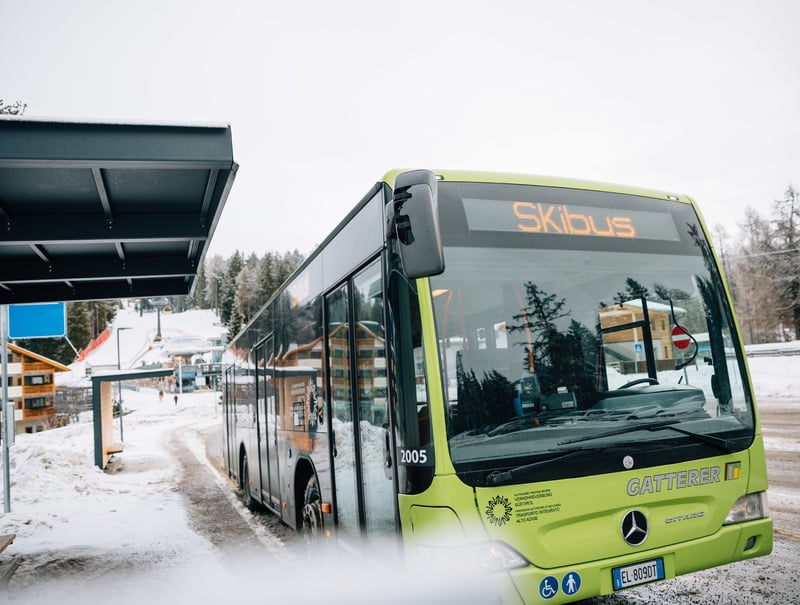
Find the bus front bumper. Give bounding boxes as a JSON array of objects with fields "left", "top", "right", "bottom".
[{"left": 498, "top": 517, "right": 773, "bottom": 604}]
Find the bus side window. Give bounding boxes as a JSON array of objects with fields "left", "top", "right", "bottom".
[{"left": 417, "top": 404, "right": 431, "bottom": 446}]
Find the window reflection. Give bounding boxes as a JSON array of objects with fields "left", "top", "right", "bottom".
[
  {"left": 432, "top": 246, "right": 752, "bottom": 482},
  {"left": 354, "top": 260, "right": 395, "bottom": 534}
]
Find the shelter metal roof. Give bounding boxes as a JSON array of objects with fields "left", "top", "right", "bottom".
[{"left": 0, "top": 117, "right": 238, "bottom": 304}]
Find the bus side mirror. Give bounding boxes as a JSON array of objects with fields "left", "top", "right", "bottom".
[{"left": 389, "top": 169, "right": 444, "bottom": 278}]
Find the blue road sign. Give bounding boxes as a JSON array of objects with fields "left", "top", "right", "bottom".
[{"left": 8, "top": 302, "right": 66, "bottom": 339}]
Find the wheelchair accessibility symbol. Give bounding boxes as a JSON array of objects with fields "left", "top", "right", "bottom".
[{"left": 539, "top": 576, "right": 559, "bottom": 600}]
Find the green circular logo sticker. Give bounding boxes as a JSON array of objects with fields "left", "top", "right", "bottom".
[{"left": 485, "top": 495, "right": 513, "bottom": 527}]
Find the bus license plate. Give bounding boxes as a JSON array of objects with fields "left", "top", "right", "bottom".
[{"left": 612, "top": 558, "right": 665, "bottom": 590}]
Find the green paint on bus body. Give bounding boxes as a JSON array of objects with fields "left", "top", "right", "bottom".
[
  {"left": 225, "top": 168, "right": 772, "bottom": 604},
  {"left": 386, "top": 169, "right": 771, "bottom": 603}
]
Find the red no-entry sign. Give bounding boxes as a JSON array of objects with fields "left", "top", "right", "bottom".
[{"left": 671, "top": 326, "right": 691, "bottom": 350}]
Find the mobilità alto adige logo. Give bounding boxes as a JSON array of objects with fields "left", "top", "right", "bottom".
[{"left": 485, "top": 495, "right": 513, "bottom": 527}]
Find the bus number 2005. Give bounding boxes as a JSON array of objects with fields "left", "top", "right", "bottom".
[{"left": 399, "top": 448, "right": 430, "bottom": 465}]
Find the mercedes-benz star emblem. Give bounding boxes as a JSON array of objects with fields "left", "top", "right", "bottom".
[{"left": 621, "top": 510, "right": 649, "bottom": 546}]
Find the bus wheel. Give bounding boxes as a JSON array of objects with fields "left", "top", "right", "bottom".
[
  {"left": 301, "top": 475, "right": 323, "bottom": 543},
  {"left": 241, "top": 453, "right": 255, "bottom": 511}
]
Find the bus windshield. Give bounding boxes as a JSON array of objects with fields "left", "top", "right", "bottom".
[{"left": 430, "top": 182, "right": 754, "bottom": 487}]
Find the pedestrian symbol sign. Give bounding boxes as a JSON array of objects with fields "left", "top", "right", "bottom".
[{"left": 562, "top": 571, "right": 582, "bottom": 596}]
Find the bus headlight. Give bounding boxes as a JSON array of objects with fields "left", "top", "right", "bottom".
[
  {"left": 417, "top": 541, "right": 529, "bottom": 573},
  {"left": 723, "top": 492, "right": 769, "bottom": 525}
]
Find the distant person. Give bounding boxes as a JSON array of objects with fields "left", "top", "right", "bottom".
[
  {"left": 159, "top": 390, "right": 164, "bottom": 402},
  {"left": 174, "top": 394, "right": 178, "bottom": 406}
]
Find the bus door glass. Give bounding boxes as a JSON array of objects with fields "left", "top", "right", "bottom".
[
  {"left": 327, "top": 258, "right": 396, "bottom": 537},
  {"left": 254, "top": 342, "right": 267, "bottom": 505},
  {"left": 223, "top": 366, "right": 235, "bottom": 476},
  {"left": 327, "top": 283, "right": 359, "bottom": 534},
  {"left": 256, "top": 336, "right": 281, "bottom": 511},
  {"left": 265, "top": 338, "right": 281, "bottom": 511},
  {"left": 353, "top": 260, "right": 395, "bottom": 535}
]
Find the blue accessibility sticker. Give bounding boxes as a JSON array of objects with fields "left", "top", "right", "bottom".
[
  {"left": 562, "top": 571, "right": 582, "bottom": 596},
  {"left": 539, "top": 576, "right": 559, "bottom": 600}
]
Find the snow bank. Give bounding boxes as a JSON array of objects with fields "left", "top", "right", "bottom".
[
  {"left": 1, "top": 389, "right": 222, "bottom": 596},
  {"left": 748, "top": 355, "right": 800, "bottom": 399}
]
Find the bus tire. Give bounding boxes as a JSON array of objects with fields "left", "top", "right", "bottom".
[
  {"left": 301, "top": 474, "right": 323, "bottom": 543},
  {"left": 241, "top": 452, "right": 256, "bottom": 511}
]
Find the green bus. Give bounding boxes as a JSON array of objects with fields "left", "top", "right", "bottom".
[{"left": 222, "top": 169, "right": 771, "bottom": 602}]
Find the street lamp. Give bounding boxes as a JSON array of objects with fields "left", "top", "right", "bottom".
[{"left": 116, "top": 326, "right": 131, "bottom": 442}]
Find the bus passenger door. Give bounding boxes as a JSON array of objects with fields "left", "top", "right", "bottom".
[
  {"left": 256, "top": 336, "right": 281, "bottom": 514},
  {"left": 327, "top": 284, "right": 359, "bottom": 534},
  {"left": 223, "top": 366, "right": 236, "bottom": 477},
  {"left": 326, "top": 258, "right": 397, "bottom": 539},
  {"left": 353, "top": 261, "right": 395, "bottom": 535},
  {"left": 265, "top": 347, "right": 281, "bottom": 513}
]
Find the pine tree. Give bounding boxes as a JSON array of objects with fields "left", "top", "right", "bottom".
[
  {"left": 194, "top": 249, "right": 305, "bottom": 329},
  {"left": 257, "top": 252, "right": 279, "bottom": 308},
  {"left": 219, "top": 251, "right": 243, "bottom": 325},
  {"left": 227, "top": 302, "right": 244, "bottom": 342},
  {"left": 234, "top": 264, "right": 259, "bottom": 323},
  {"left": 188, "top": 262, "right": 207, "bottom": 309},
  {"left": 68, "top": 302, "right": 96, "bottom": 352},
  {"left": 204, "top": 254, "right": 226, "bottom": 311}
]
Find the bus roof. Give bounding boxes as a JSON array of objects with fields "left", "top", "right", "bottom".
[
  {"left": 228, "top": 169, "right": 699, "bottom": 348},
  {"left": 380, "top": 169, "right": 693, "bottom": 205}
]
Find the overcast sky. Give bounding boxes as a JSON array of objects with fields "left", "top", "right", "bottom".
[{"left": 3, "top": 0, "right": 799, "bottom": 259}]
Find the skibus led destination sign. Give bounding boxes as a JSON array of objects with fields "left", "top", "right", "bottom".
[{"left": 462, "top": 197, "right": 682, "bottom": 242}]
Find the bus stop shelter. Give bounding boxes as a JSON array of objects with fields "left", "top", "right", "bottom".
[
  {"left": 0, "top": 117, "right": 237, "bottom": 303},
  {"left": 0, "top": 116, "right": 237, "bottom": 487},
  {"left": 91, "top": 367, "right": 175, "bottom": 469}
]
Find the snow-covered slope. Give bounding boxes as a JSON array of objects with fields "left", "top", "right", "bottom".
[{"left": 57, "top": 304, "right": 227, "bottom": 388}]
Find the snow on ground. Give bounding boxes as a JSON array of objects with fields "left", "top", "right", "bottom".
[
  {"left": 0, "top": 389, "right": 237, "bottom": 602},
  {"left": 4, "top": 393, "right": 208, "bottom": 558},
  {"left": 747, "top": 354, "right": 800, "bottom": 400},
  {"left": 1, "top": 311, "right": 798, "bottom": 603}
]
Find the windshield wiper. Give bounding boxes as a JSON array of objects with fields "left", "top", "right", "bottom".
[
  {"left": 486, "top": 448, "right": 588, "bottom": 486},
  {"left": 650, "top": 423, "right": 734, "bottom": 452},
  {"left": 486, "top": 422, "right": 735, "bottom": 487},
  {"left": 558, "top": 419, "right": 734, "bottom": 453}
]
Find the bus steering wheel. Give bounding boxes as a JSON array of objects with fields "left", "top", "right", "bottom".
[{"left": 618, "top": 377, "right": 659, "bottom": 389}]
